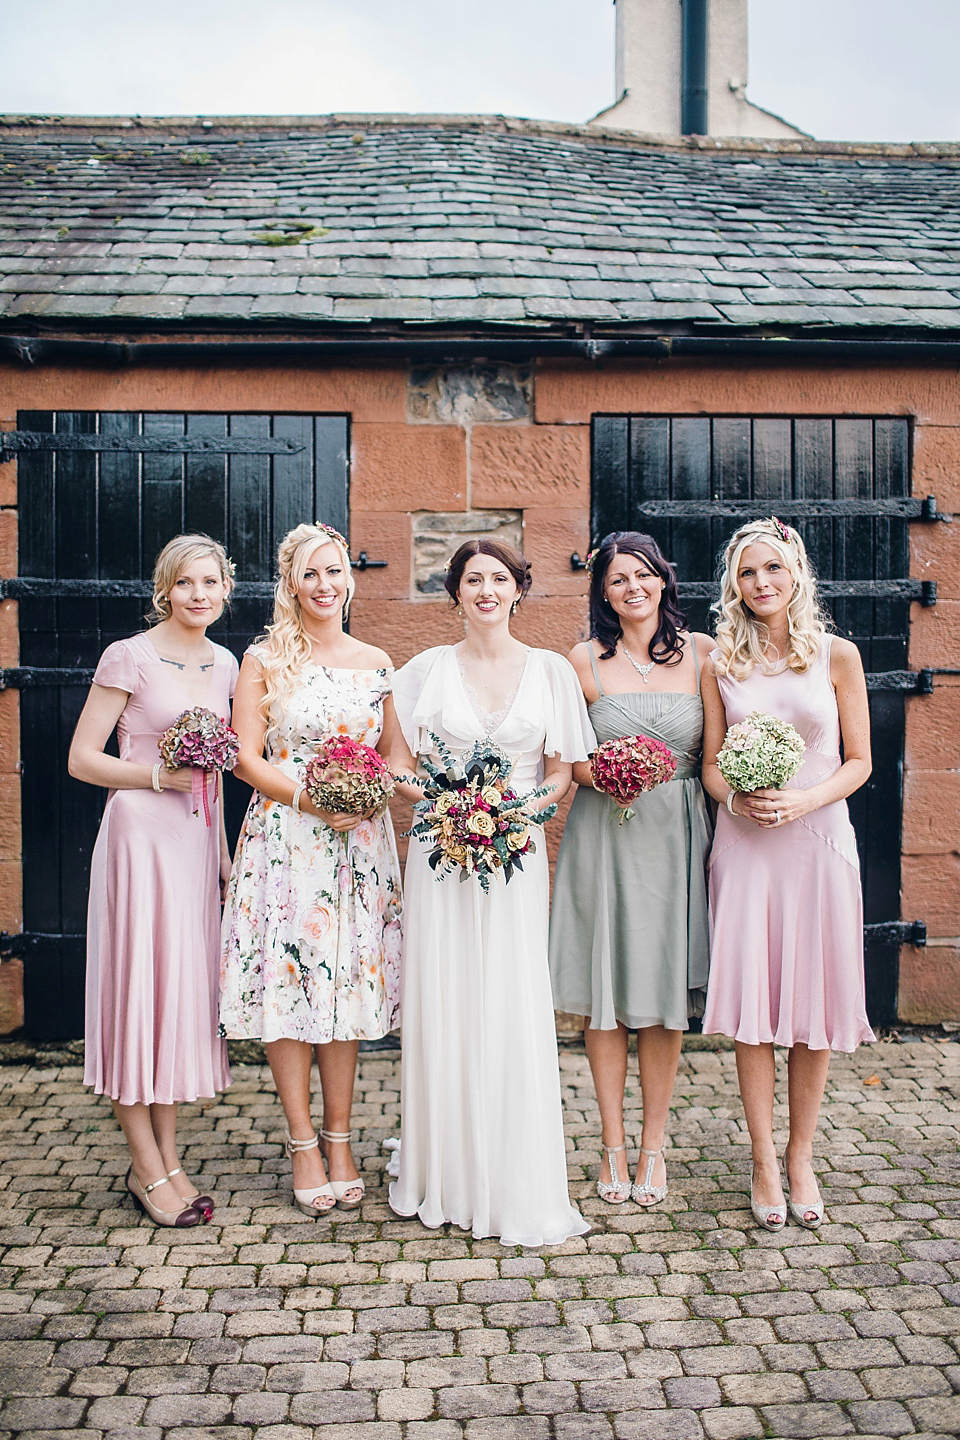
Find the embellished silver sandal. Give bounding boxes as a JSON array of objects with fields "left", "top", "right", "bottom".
[
  {"left": 632, "top": 1145, "right": 668, "bottom": 1207},
  {"left": 597, "top": 1141, "right": 632, "bottom": 1204}
]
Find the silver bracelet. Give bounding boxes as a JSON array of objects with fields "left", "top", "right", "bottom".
[
  {"left": 151, "top": 763, "right": 164, "bottom": 793},
  {"left": 291, "top": 783, "right": 305, "bottom": 813},
  {"left": 725, "top": 789, "right": 737, "bottom": 816}
]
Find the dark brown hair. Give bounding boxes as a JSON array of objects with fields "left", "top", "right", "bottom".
[
  {"left": 443, "top": 538, "right": 533, "bottom": 606},
  {"left": 589, "top": 531, "right": 687, "bottom": 663}
]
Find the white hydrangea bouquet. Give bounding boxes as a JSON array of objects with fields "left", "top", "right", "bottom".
[{"left": 716, "top": 711, "right": 806, "bottom": 793}]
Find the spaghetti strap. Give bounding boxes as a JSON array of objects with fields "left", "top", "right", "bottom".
[
  {"left": 587, "top": 642, "right": 605, "bottom": 697},
  {"left": 691, "top": 634, "right": 701, "bottom": 693}
]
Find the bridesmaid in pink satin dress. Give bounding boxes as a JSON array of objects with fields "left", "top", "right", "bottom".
[
  {"left": 700, "top": 518, "right": 873, "bottom": 1233},
  {"left": 68, "top": 535, "right": 237, "bottom": 1227}
]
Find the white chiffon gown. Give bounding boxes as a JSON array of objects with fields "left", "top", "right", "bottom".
[{"left": 389, "top": 645, "right": 595, "bottom": 1246}]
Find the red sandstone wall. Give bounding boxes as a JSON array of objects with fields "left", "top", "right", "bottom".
[{"left": 1, "top": 354, "right": 957, "bottom": 1025}]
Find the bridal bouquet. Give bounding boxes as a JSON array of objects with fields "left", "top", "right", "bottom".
[
  {"left": 591, "top": 733, "right": 677, "bottom": 825},
  {"left": 304, "top": 735, "right": 396, "bottom": 817},
  {"left": 159, "top": 707, "right": 241, "bottom": 826},
  {"left": 716, "top": 711, "right": 806, "bottom": 793},
  {"left": 410, "top": 735, "right": 557, "bottom": 893}
]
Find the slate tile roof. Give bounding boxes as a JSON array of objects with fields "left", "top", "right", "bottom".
[{"left": 1, "top": 114, "right": 959, "bottom": 334}]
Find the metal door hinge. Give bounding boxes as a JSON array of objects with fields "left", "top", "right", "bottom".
[
  {"left": 0, "top": 931, "right": 85, "bottom": 956},
  {"left": 0, "top": 431, "right": 305, "bottom": 461},
  {"left": 863, "top": 921, "right": 927, "bottom": 946}
]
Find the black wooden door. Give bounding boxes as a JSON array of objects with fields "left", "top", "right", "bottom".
[
  {"left": 6, "top": 410, "right": 349, "bottom": 1040},
  {"left": 592, "top": 414, "right": 934, "bottom": 1027}
]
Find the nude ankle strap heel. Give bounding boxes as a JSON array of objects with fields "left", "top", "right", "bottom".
[
  {"left": 166, "top": 1167, "right": 213, "bottom": 1220},
  {"left": 285, "top": 1133, "right": 336, "bottom": 1216},
  {"left": 320, "top": 1129, "right": 365, "bottom": 1210},
  {"left": 125, "top": 1166, "right": 202, "bottom": 1228}
]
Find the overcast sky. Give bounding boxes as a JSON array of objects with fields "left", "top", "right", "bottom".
[{"left": 1, "top": 0, "right": 958, "bottom": 143}]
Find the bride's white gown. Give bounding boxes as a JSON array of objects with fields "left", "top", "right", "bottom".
[{"left": 390, "top": 645, "right": 595, "bottom": 1247}]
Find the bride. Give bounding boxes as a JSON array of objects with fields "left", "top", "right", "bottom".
[{"left": 388, "top": 538, "right": 594, "bottom": 1246}]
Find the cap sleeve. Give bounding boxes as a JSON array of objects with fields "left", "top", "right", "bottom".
[
  {"left": 93, "top": 638, "right": 140, "bottom": 695},
  {"left": 540, "top": 651, "right": 596, "bottom": 762}
]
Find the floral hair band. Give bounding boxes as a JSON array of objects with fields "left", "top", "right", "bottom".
[
  {"left": 585, "top": 547, "right": 599, "bottom": 574},
  {"left": 316, "top": 521, "right": 348, "bottom": 550},
  {"left": 770, "top": 516, "right": 793, "bottom": 545}
]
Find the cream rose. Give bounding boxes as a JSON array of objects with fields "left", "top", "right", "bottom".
[{"left": 468, "top": 811, "right": 496, "bottom": 838}]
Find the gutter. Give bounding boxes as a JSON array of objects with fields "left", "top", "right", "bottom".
[{"left": 1, "top": 332, "right": 960, "bottom": 367}]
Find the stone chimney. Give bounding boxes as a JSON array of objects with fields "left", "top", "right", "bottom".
[{"left": 590, "top": 0, "right": 807, "bottom": 139}]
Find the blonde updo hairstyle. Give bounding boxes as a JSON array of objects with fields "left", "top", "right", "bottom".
[
  {"left": 149, "top": 533, "right": 235, "bottom": 625},
  {"left": 256, "top": 523, "right": 355, "bottom": 740},
  {"left": 712, "top": 517, "right": 828, "bottom": 680}
]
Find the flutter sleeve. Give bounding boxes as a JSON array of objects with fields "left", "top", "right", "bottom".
[
  {"left": 92, "top": 638, "right": 139, "bottom": 695},
  {"left": 391, "top": 647, "right": 448, "bottom": 757},
  {"left": 541, "top": 651, "right": 597, "bottom": 762}
]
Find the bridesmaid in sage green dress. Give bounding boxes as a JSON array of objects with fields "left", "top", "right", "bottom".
[{"left": 549, "top": 532, "right": 712, "bottom": 1208}]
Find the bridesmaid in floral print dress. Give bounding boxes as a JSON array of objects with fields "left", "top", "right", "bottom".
[{"left": 220, "top": 523, "right": 402, "bottom": 1216}]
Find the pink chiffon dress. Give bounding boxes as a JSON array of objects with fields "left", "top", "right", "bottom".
[
  {"left": 83, "top": 632, "right": 237, "bottom": 1106},
  {"left": 703, "top": 635, "right": 874, "bottom": 1053}
]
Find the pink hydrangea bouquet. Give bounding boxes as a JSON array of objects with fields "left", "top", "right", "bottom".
[
  {"left": 159, "top": 707, "right": 241, "bottom": 826},
  {"left": 304, "top": 734, "right": 396, "bottom": 817},
  {"left": 409, "top": 736, "right": 557, "bottom": 893},
  {"left": 591, "top": 733, "right": 678, "bottom": 825}
]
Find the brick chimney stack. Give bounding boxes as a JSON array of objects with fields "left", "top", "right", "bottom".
[{"left": 590, "top": 0, "right": 807, "bottom": 139}]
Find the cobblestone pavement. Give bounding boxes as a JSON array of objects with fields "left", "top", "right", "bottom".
[{"left": 2, "top": 1037, "right": 960, "bottom": 1440}]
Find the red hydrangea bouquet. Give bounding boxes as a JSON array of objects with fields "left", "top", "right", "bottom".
[
  {"left": 591, "top": 733, "right": 677, "bottom": 825},
  {"left": 304, "top": 734, "right": 396, "bottom": 817},
  {"left": 159, "top": 707, "right": 241, "bottom": 826}
]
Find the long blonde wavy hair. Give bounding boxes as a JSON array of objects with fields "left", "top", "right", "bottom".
[
  {"left": 256, "top": 523, "right": 355, "bottom": 739},
  {"left": 712, "top": 517, "right": 828, "bottom": 679},
  {"left": 149, "top": 533, "right": 235, "bottom": 625}
]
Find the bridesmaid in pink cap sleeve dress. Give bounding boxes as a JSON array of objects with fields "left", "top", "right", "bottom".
[
  {"left": 68, "top": 535, "right": 237, "bottom": 1227},
  {"left": 700, "top": 519, "right": 873, "bottom": 1233}
]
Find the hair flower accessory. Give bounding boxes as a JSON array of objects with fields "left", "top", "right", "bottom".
[
  {"left": 584, "top": 548, "right": 599, "bottom": 574},
  {"left": 771, "top": 516, "right": 793, "bottom": 545},
  {"left": 317, "top": 522, "right": 349, "bottom": 550}
]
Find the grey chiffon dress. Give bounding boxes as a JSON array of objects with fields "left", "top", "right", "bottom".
[{"left": 548, "top": 640, "right": 712, "bottom": 1031}]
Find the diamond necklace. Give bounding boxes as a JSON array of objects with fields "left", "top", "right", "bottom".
[{"left": 620, "top": 643, "right": 656, "bottom": 683}]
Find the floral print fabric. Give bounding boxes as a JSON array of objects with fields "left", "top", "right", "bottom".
[{"left": 219, "top": 660, "right": 402, "bottom": 1044}]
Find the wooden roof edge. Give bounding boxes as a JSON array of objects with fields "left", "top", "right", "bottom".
[{"left": 0, "top": 111, "right": 959, "bottom": 160}]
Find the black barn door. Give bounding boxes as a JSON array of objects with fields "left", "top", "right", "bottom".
[
  {"left": 6, "top": 410, "right": 348, "bottom": 1040},
  {"left": 592, "top": 414, "right": 934, "bottom": 1027}
]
